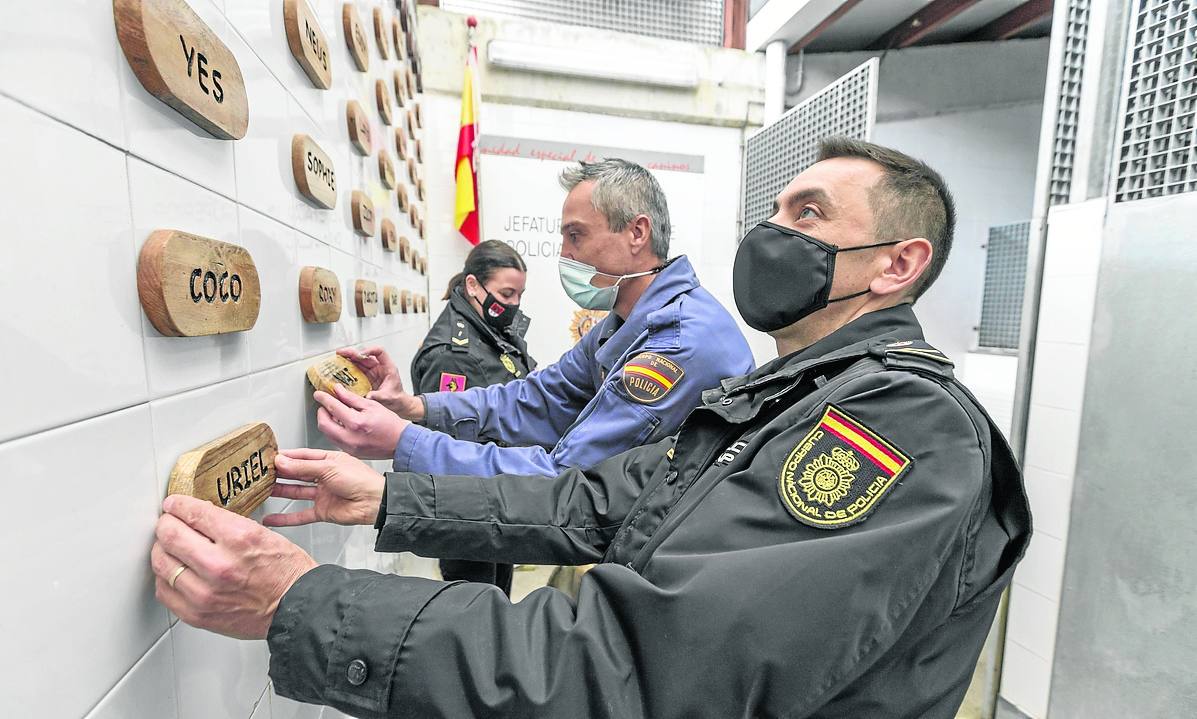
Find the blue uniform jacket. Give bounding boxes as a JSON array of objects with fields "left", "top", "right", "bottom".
[{"left": 393, "top": 255, "right": 755, "bottom": 477}]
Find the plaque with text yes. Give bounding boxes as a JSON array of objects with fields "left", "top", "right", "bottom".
[
  {"left": 292, "top": 134, "right": 337, "bottom": 209},
  {"left": 114, "top": 0, "right": 248, "bottom": 139},
  {"left": 137, "top": 230, "right": 261, "bottom": 337},
  {"left": 306, "top": 354, "right": 371, "bottom": 397},
  {"left": 167, "top": 423, "right": 277, "bottom": 517},
  {"left": 298, "top": 265, "right": 342, "bottom": 323},
  {"left": 284, "top": 0, "right": 331, "bottom": 89}
]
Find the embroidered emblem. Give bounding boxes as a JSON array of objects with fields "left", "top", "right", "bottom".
[
  {"left": 621, "top": 352, "right": 685, "bottom": 404},
  {"left": 486, "top": 301, "right": 507, "bottom": 319},
  {"left": 778, "top": 405, "right": 911, "bottom": 529},
  {"left": 438, "top": 372, "right": 466, "bottom": 392},
  {"left": 500, "top": 354, "right": 518, "bottom": 375}
]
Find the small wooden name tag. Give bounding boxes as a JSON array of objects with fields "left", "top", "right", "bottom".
[
  {"left": 114, "top": 0, "right": 248, "bottom": 140},
  {"left": 373, "top": 8, "right": 390, "bottom": 60},
  {"left": 380, "top": 218, "right": 397, "bottom": 251},
  {"left": 342, "top": 2, "right": 369, "bottom": 72},
  {"left": 292, "top": 134, "right": 337, "bottom": 209},
  {"left": 351, "top": 191, "right": 375, "bottom": 237},
  {"left": 345, "top": 100, "right": 372, "bottom": 155},
  {"left": 400, "top": 289, "right": 412, "bottom": 314},
  {"left": 408, "top": 249, "right": 419, "bottom": 270},
  {"left": 414, "top": 102, "right": 423, "bottom": 129},
  {"left": 137, "top": 230, "right": 261, "bottom": 337},
  {"left": 418, "top": 218, "right": 426, "bottom": 241},
  {"left": 355, "top": 279, "right": 379, "bottom": 317},
  {"left": 306, "top": 354, "right": 371, "bottom": 397},
  {"left": 397, "top": 185, "right": 410, "bottom": 212},
  {"left": 375, "top": 79, "right": 393, "bottom": 125},
  {"left": 417, "top": 178, "right": 426, "bottom": 201},
  {"left": 298, "top": 265, "right": 341, "bottom": 323},
  {"left": 419, "top": 256, "right": 427, "bottom": 275},
  {"left": 415, "top": 138, "right": 423, "bottom": 163},
  {"left": 382, "top": 284, "right": 400, "bottom": 314},
  {"left": 378, "top": 150, "right": 396, "bottom": 189},
  {"left": 405, "top": 109, "right": 416, "bottom": 139},
  {"left": 284, "top": 0, "right": 331, "bottom": 89},
  {"left": 415, "top": 294, "right": 426, "bottom": 313},
  {"left": 393, "top": 126, "right": 408, "bottom": 161},
  {"left": 406, "top": 157, "right": 417, "bottom": 184},
  {"left": 393, "top": 69, "right": 408, "bottom": 106},
  {"left": 405, "top": 67, "right": 416, "bottom": 101},
  {"left": 398, "top": 235, "right": 411, "bottom": 262},
  {"left": 167, "top": 423, "right": 277, "bottom": 516}
]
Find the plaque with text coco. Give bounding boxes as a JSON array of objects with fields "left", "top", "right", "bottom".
[
  {"left": 114, "top": 0, "right": 248, "bottom": 140},
  {"left": 383, "top": 285, "right": 401, "bottom": 314},
  {"left": 346, "top": 100, "right": 372, "bottom": 155},
  {"left": 342, "top": 3, "right": 369, "bottom": 72},
  {"left": 298, "top": 265, "right": 341, "bottom": 323},
  {"left": 372, "top": 8, "right": 390, "bottom": 60},
  {"left": 137, "top": 230, "right": 261, "bottom": 337},
  {"left": 292, "top": 133, "right": 337, "bottom": 209},
  {"left": 167, "top": 423, "right": 277, "bottom": 516},
  {"left": 355, "top": 279, "right": 379, "bottom": 317},
  {"left": 306, "top": 354, "right": 370, "bottom": 397},
  {"left": 351, "top": 190, "right": 375, "bottom": 237},
  {"left": 380, "top": 218, "right": 397, "bottom": 252},
  {"left": 284, "top": 0, "right": 331, "bottom": 89},
  {"left": 375, "top": 79, "right": 394, "bottom": 125}
]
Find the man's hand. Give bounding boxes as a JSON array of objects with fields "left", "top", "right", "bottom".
[
  {"left": 151, "top": 495, "right": 318, "bottom": 640},
  {"left": 265, "top": 448, "right": 385, "bottom": 527},
  {"left": 315, "top": 384, "right": 410, "bottom": 460},
  {"left": 337, "top": 346, "right": 425, "bottom": 420}
]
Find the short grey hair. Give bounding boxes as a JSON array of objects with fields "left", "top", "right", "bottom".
[{"left": 559, "top": 158, "right": 671, "bottom": 260}]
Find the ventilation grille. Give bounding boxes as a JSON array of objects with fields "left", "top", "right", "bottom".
[
  {"left": 440, "top": 0, "right": 725, "bottom": 46},
  {"left": 1049, "top": 0, "right": 1091, "bottom": 206},
  {"left": 1115, "top": 0, "right": 1197, "bottom": 202},
  {"left": 742, "top": 59, "right": 877, "bottom": 232},
  {"left": 978, "top": 221, "right": 1031, "bottom": 351}
]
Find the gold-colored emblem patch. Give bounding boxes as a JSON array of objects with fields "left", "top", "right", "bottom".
[
  {"left": 779, "top": 405, "right": 912, "bottom": 529},
  {"left": 500, "top": 354, "right": 518, "bottom": 376},
  {"left": 621, "top": 352, "right": 684, "bottom": 404}
]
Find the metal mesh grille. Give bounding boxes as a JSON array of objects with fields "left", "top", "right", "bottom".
[
  {"left": 741, "top": 59, "right": 877, "bottom": 231},
  {"left": 440, "top": 0, "right": 725, "bottom": 46},
  {"left": 1049, "top": 0, "right": 1091, "bottom": 206},
  {"left": 978, "top": 221, "right": 1031, "bottom": 351},
  {"left": 1115, "top": 0, "right": 1197, "bottom": 202}
]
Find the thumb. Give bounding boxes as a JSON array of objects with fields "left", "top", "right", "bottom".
[{"left": 163, "top": 494, "right": 247, "bottom": 542}]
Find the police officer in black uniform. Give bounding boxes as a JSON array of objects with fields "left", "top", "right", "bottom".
[
  {"left": 411, "top": 239, "right": 536, "bottom": 593},
  {"left": 151, "top": 137, "right": 1031, "bottom": 719}
]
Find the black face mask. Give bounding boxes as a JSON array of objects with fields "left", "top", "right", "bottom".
[
  {"left": 472, "top": 286, "right": 519, "bottom": 331},
  {"left": 732, "top": 221, "right": 901, "bottom": 333}
]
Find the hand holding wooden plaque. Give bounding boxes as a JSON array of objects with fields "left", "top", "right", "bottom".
[
  {"left": 167, "top": 423, "right": 277, "bottom": 516},
  {"left": 306, "top": 354, "right": 371, "bottom": 397}
]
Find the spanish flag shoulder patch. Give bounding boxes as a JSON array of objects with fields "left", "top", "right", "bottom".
[{"left": 621, "top": 352, "right": 685, "bottom": 404}]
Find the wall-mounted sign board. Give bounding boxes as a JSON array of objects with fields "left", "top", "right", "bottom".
[
  {"left": 418, "top": 218, "right": 426, "bottom": 240},
  {"left": 406, "top": 157, "right": 416, "bottom": 184},
  {"left": 341, "top": 3, "right": 369, "bottom": 72},
  {"left": 380, "top": 218, "right": 397, "bottom": 252},
  {"left": 396, "top": 184, "right": 410, "bottom": 212},
  {"left": 284, "top": 0, "right": 330, "bottom": 89},
  {"left": 351, "top": 190, "right": 375, "bottom": 237},
  {"left": 137, "top": 229, "right": 261, "bottom": 337},
  {"left": 292, "top": 134, "right": 337, "bottom": 209},
  {"left": 383, "top": 285, "right": 400, "bottom": 314},
  {"left": 408, "top": 249, "right": 419, "bottom": 270},
  {"left": 398, "top": 235, "right": 411, "bottom": 262},
  {"left": 398, "top": 0, "right": 410, "bottom": 32},
  {"left": 375, "top": 79, "right": 393, "bottom": 125},
  {"left": 405, "top": 109, "right": 416, "bottom": 139},
  {"left": 394, "top": 127, "right": 408, "bottom": 160},
  {"left": 114, "top": 0, "right": 248, "bottom": 140},
  {"left": 400, "top": 289, "right": 412, "bottom": 314},
  {"left": 167, "top": 423, "right": 277, "bottom": 516},
  {"left": 298, "top": 265, "right": 342, "bottom": 323},
  {"left": 414, "top": 102, "right": 423, "bottom": 128},
  {"left": 372, "top": 8, "right": 390, "bottom": 60},
  {"left": 345, "top": 100, "right": 372, "bottom": 155},
  {"left": 419, "top": 256, "right": 427, "bottom": 275},
  {"left": 406, "top": 67, "right": 416, "bottom": 99},
  {"left": 415, "top": 138, "right": 422, "bottom": 163},
  {"left": 417, "top": 178, "right": 425, "bottom": 201},
  {"left": 306, "top": 354, "right": 371, "bottom": 397},
  {"left": 355, "top": 279, "right": 379, "bottom": 317},
  {"left": 378, "top": 151, "right": 396, "bottom": 189},
  {"left": 393, "top": 69, "right": 408, "bottom": 106}
]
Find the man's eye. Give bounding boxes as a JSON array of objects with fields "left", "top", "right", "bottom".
[{"left": 798, "top": 207, "right": 818, "bottom": 220}]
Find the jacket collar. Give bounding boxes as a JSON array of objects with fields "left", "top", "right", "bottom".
[
  {"left": 448, "top": 287, "right": 528, "bottom": 355},
  {"left": 593, "top": 255, "right": 699, "bottom": 367}
]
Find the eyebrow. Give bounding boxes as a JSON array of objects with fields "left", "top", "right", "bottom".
[{"left": 774, "top": 187, "right": 834, "bottom": 215}]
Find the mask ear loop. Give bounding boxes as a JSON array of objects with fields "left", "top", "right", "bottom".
[{"left": 826, "top": 240, "right": 904, "bottom": 303}]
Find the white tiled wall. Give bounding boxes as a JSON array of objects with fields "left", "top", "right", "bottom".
[
  {"left": 0, "top": 2, "right": 435, "bottom": 717},
  {"left": 999, "top": 198, "right": 1106, "bottom": 718}
]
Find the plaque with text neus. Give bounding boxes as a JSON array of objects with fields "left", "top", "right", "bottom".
[
  {"left": 372, "top": 8, "right": 390, "bottom": 60},
  {"left": 355, "top": 279, "right": 379, "bottom": 317},
  {"left": 383, "top": 284, "right": 401, "bottom": 314},
  {"left": 400, "top": 289, "right": 413, "bottom": 314},
  {"left": 380, "top": 218, "right": 398, "bottom": 252},
  {"left": 345, "top": 100, "right": 372, "bottom": 155},
  {"left": 351, "top": 190, "right": 375, "bottom": 237},
  {"left": 306, "top": 354, "right": 371, "bottom": 397},
  {"left": 375, "top": 79, "right": 394, "bottom": 125},
  {"left": 298, "top": 265, "right": 342, "bottom": 323},
  {"left": 284, "top": 0, "right": 331, "bottom": 89},
  {"left": 393, "top": 69, "right": 408, "bottom": 107},
  {"left": 342, "top": 3, "right": 369, "bottom": 72},
  {"left": 292, "top": 134, "right": 337, "bottom": 209},
  {"left": 168, "top": 423, "right": 277, "bottom": 516},
  {"left": 137, "top": 229, "right": 261, "bottom": 337},
  {"left": 378, "top": 150, "right": 396, "bottom": 189},
  {"left": 114, "top": 0, "right": 249, "bottom": 140},
  {"left": 398, "top": 235, "right": 411, "bottom": 262},
  {"left": 396, "top": 184, "right": 410, "bottom": 213}
]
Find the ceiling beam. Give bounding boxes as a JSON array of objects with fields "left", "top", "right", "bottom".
[
  {"left": 867, "top": 0, "right": 981, "bottom": 51},
  {"left": 967, "top": 0, "right": 1054, "bottom": 42},
  {"left": 788, "top": 0, "right": 865, "bottom": 54}
]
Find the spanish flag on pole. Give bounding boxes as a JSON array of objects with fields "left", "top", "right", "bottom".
[{"left": 454, "top": 17, "right": 481, "bottom": 246}]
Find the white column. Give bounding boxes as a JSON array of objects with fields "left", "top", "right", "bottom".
[{"left": 764, "top": 39, "right": 786, "bottom": 123}]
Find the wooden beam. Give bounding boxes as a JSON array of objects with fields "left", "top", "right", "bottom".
[
  {"left": 867, "top": 0, "right": 980, "bottom": 51},
  {"left": 789, "top": 0, "right": 865, "bottom": 54},
  {"left": 724, "top": 0, "right": 747, "bottom": 49},
  {"left": 967, "top": 0, "right": 1053, "bottom": 42}
]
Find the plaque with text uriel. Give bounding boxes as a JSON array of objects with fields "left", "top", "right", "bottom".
[{"left": 167, "top": 423, "right": 277, "bottom": 517}]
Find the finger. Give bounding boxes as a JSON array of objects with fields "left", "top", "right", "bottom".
[
  {"left": 279, "top": 447, "right": 331, "bottom": 461},
  {"left": 151, "top": 542, "right": 207, "bottom": 598},
  {"left": 332, "top": 383, "right": 373, "bottom": 410},
  {"left": 270, "top": 482, "right": 318, "bottom": 501},
  {"left": 262, "top": 507, "right": 320, "bottom": 527},
  {"left": 313, "top": 390, "right": 358, "bottom": 426},
  {"left": 337, "top": 347, "right": 378, "bottom": 370},
  {"left": 162, "top": 494, "right": 250, "bottom": 545},
  {"left": 154, "top": 514, "right": 222, "bottom": 580},
  {"left": 316, "top": 408, "right": 356, "bottom": 451},
  {"left": 275, "top": 453, "right": 331, "bottom": 483}
]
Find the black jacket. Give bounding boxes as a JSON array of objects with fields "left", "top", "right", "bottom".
[{"left": 269, "top": 304, "right": 1031, "bottom": 718}]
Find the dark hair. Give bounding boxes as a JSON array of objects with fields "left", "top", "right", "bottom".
[
  {"left": 443, "top": 239, "right": 527, "bottom": 300},
  {"left": 816, "top": 136, "right": 956, "bottom": 300}
]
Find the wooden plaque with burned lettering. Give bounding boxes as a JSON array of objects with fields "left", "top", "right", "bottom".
[
  {"left": 298, "top": 265, "right": 342, "bottom": 323},
  {"left": 398, "top": 235, "right": 411, "bottom": 262},
  {"left": 417, "top": 178, "right": 425, "bottom": 201},
  {"left": 404, "top": 108, "right": 416, "bottom": 139},
  {"left": 380, "top": 218, "right": 397, "bottom": 252},
  {"left": 284, "top": 0, "right": 331, "bottom": 89},
  {"left": 355, "top": 279, "right": 379, "bottom": 317},
  {"left": 137, "top": 229, "right": 261, "bottom": 337},
  {"left": 292, "top": 134, "right": 337, "bottom": 209},
  {"left": 400, "top": 289, "right": 413, "bottom": 314},
  {"left": 396, "top": 184, "right": 410, "bottom": 212},
  {"left": 345, "top": 100, "right": 372, "bottom": 155},
  {"left": 167, "top": 423, "right": 278, "bottom": 516},
  {"left": 373, "top": 8, "right": 390, "bottom": 60},
  {"left": 306, "top": 354, "right": 371, "bottom": 397},
  {"left": 378, "top": 150, "right": 396, "bottom": 189},
  {"left": 382, "top": 284, "right": 400, "bottom": 314},
  {"left": 375, "top": 79, "right": 393, "bottom": 125},
  {"left": 405, "top": 156, "right": 416, "bottom": 184},
  {"left": 392, "top": 17, "right": 406, "bottom": 61},
  {"left": 393, "top": 68, "right": 408, "bottom": 107},
  {"left": 418, "top": 218, "right": 426, "bottom": 241},
  {"left": 351, "top": 190, "right": 375, "bottom": 237},
  {"left": 393, "top": 126, "right": 408, "bottom": 160},
  {"left": 342, "top": 2, "right": 369, "bottom": 72},
  {"left": 114, "top": 0, "right": 249, "bottom": 140}
]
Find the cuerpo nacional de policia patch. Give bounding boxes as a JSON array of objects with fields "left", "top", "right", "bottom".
[
  {"left": 621, "top": 352, "right": 685, "bottom": 403},
  {"left": 779, "top": 405, "right": 912, "bottom": 529}
]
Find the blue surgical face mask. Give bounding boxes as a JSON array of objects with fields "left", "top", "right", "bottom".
[{"left": 557, "top": 257, "right": 660, "bottom": 311}]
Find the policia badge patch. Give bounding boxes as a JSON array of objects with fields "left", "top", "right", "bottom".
[
  {"left": 621, "top": 352, "right": 684, "bottom": 403},
  {"left": 778, "top": 405, "right": 911, "bottom": 529}
]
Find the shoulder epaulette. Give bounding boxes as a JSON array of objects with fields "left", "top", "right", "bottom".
[
  {"left": 874, "top": 339, "right": 955, "bottom": 378},
  {"left": 449, "top": 318, "right": 471, "bottom": 352}
]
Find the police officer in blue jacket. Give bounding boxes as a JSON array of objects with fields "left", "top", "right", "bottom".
[{"left": 314, "top": 158, "right": 755, "bottom": 479}]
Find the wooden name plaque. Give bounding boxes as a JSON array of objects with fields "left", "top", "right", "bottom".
[
  {"left": 298, "top": 265, "right": 341, "bottom": 323},
  {"left": 346, "top": 99, "right": 372, "bottom": 155},
  {"left": 405, "top": 109, "right": 416, "bottom": 139},
  {"left": 292, "top": 134, "right": 337, "bottom": 209},
  {"left": 382, "top": 284, "right": 400, "bottom": 314},
  {"left": 393, "top": 69, "right": 408, "bottom": 106},
  {"left": 391, "top": 18, "right": 405, "bottom": 60},
  {"left": 415, "top": 294, "right": 426, "bottom": 313},
  {"left": 419, "top": 256, "right": 427, "bottom": 275},
  {"left": 394, "top": 126, "right": 408, "bottom": 160},
  {"left": 408, "top": 249, "right": 419, "bottom": 270},
  {"left": 137, "top": 229, "right": 261, "bottom": 337},
  {"left": 378, "top": 150, "right": 396, "bottom": 189},
  {"left": 114, "top": 0, "right": 249, "bottom": 140},
  {"left": 372, "top": 8, "right": 390, "bottom": 60},
  {"left": 398, "top": 235, "right": 411, "bottom": 262},
  {"left": 415, "top": 138, "right": 423, "bottom": 163},
  {"left": 341, "top": 2, "right": 369, "bottom": 72},
  {"left": 306, "top": 354, "right": 370, "bottom": 397},
  {"left": 418, "top": 218, "right": 426, "bottom": 240},
  {"left": 414, "top": 102, "right": 423, "bottom": 128},
  {"left": 351, "top": 190, "right": 375, "bottom": 237},
  {"left": 167, "top": 423, "right": 277, "bottom": 516},
  {"left": 406, "top": 67, "right": 416, "bottom": 100},
  {"left": 396, "top": 184, "right": 410, "bottom": 212},
  {"left": 400, "top": 289, "right": 412, "bottom": 314},
  {"left": 408, "top": 204, "right": 418, "bottom": 229},
  {"left": 375, "top": 79, "right": 393, "bottom": 125},
  {"left": 406, "top": 157, "right": 416, "bottom": 184},
  {"left": 380, "top": 218, "right": 397, "bottom": 252},
  {"left": 355, "top": 279, "right": 379, "bottom": 317},
  {"left": 284, "top": 0, "right": 331, "bottom": 89},
  {"left": 417, "top": 178, "right": 425, "bottom": 201}
]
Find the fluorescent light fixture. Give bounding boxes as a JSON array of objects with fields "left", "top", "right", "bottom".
[{"left": 487, "top": 39, "right": 699, "bottom": 89}]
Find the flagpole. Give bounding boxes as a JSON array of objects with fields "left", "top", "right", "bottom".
[{"left": 467, "top": 16, "right": 481, "bottom": 242}]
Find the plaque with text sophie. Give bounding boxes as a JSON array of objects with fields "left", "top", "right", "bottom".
[
  {"left": 342, "top": 3, "right": 369, "bottom": 72},
  {"left": 298, "top": 265, "right": 341, "bottom": 323},
  {"left": 351, "top": 190, "right": 375, "bottom": 237},
  {"left": 114, "top": 0, "right": 248, "bottom": 140},
  {"left": 284, "top": 0, "right": 331, "bottom": 89},
  {"left": 346, "top": 100, "right": 372, "bottom": 155},
  {"left": 137, "top": 230, "right": 261, "bottom": 337},
  {"left": 292, "top": 133, "right": 337, "bottom": 209},
  {"left": 167, "top": 423, "right": 277, "bottom": 517},
  {"left": 355, "top": 279, "right": 379, "bottom": 317},
  {"left": 306, "top": 354, "right": 371, "bottom": 397}
]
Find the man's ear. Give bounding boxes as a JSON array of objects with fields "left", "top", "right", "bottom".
[
  {"left": 872, "top": 238, "right": 933, "bottom": 298},
  {"left": 628, "top": 214, "right": 652, "bottom": 256}
]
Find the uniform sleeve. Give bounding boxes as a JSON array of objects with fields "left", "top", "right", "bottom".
[
  {"left": 410, "top": 346, "right": 484, "bottom": 396},
  {"left": 268, "top": 371, "right": 996, "bottom": 719}
]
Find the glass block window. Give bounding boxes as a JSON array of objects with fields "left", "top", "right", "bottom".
[
  {"left": 978, "top": 221, "right": 1031, "bottom": 351},
  {"left": 1115, "top": 0, "right": 1197, "bottom": 202},
  {"left": 1049, "top": 0, "right": 1091, "bottom": 206},
  {"left": 741, "top": 59, "right": 877, "bottom": 231},
  {"left": 441, "top": 0, "right": 726, "bottom": 46}
]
